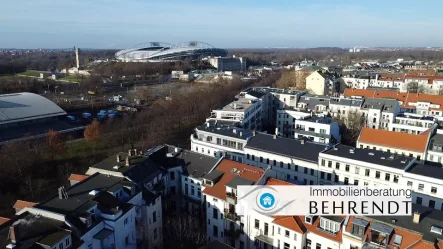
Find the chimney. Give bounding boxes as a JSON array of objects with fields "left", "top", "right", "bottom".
[
  {"left": 134, "top": 148, "right": 137, "bottom": 155},
  {"left": 116, "top": 154, "right": 121, "bottom": 162},
  {"left": 273, "top": 134, "right": 277, "bottom": 140},
  {"left": 75, "top": 47, "right": 79, "bottom": 69},
  {"left": 253, "top": 130, "right": 256, "bottom": 136},
  {"left": 58, "top": 187, "right": 64, "bottom": 199},
  {"left": 9, "top": 225, "right": 19, "bottom": 243},
  {"left": 275, "top": 128, "right": 278, "bottom": 135},
  {"left": 413, "top": 211, "right": 421, "bottom": 224},
  {"left": 125, "top": 157, "right": 130, "bottom": 166},
  {"left": 128, "top": 149, "right": 133, "bottom": 157},
  {"left": 139, "top": 150, "right": 143, "bottom": 155},
  {"left": 300, "top": 139, "right": 305, "bottom": 145}
]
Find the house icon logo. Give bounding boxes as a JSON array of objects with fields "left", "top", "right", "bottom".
[{"left": 259, "top": 193, "right": 275, "bottom": 210}]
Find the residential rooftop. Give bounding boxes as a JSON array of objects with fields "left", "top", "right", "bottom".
[
  {"left": 219, "top": 98, "right": 257, "bottom": 112},
  {"left": 358, "top": 127, "right": 431, "bottom": 153},
  {"left": 245, "top": 133, "right": 330, "bottom": 163},
  {"left": 406, "top": 162, "right": 443, "bottom": 180},
  {"left": 322, "top": 144, "right": 413, "bottom": 170},
  {"left": 196, "top": 122, "right": 254, "bottom": 140}
]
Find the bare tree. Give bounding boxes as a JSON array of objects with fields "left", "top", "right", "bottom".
[
  {"left": 275, "top": 70, "right": 309, "bottom": 90},
  {"left": 336, "top": 110, "right": 366, "bottom": 146},
  {"left": 162, "top": 215, "right": 207, "bottom": 249},
  {"left": 407, "top": 82, "right": 419, "bottom": 93}
]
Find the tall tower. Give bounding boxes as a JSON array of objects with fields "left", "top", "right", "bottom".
[{"left": 74, "top": 46, "right": 80, "bottom": 69}]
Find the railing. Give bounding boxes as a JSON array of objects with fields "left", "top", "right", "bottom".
[
  {"left": 224, "top": 209, "right": 240, "bottom": 221},
  {"left": 224, "top": 228, "right": 241, "bottom": 238}
]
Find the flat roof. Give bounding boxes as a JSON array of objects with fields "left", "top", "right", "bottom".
[
  {"left": 322, "top": 144, "right": 413, "bottom": 170},
  {"left": 406, "top": 162, "right": 443, "bottom": 180},
  {"left": 219, "top": 98, "right": 256, "bottom": 112},
  {"left": 245, "top": 133, "right": 329, "bottom": 163},
  {"left": 0, "top": 92, "right": 66, "bottom": 125},
  {"left": 196, "top": 122, "right": 253, "bottom": 140}
]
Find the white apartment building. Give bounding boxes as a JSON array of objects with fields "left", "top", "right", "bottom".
[
  {"left": 202, "top": 159, "right": 265, "bottom": 248},
  {"left": 190, "top": 122, "right": 253, "bottom": 162},
  {"left": 276, "top": 109, "right": 312, "bottom": 136},
  {"left": 342, "top": 74, "right": 376, "bottom": 89},
  {"left": 297, "top": 94, "right": 330, "bottom": 114},
  {"left": 427, "top": 131, "right": 443, "bottom": 164},
  {"left": 209, "top": 56, "right": 247, "bottom": 72},
  {"left": 360, "top": 98, "right": 400, "bottom": 130},
  {"left": 329, "top": 97, "right": 364, "bottom": 119},
  {"left": 208, "top": 97, "right": 262, "bottom": 130},
  {"left": 390, "top": 113, "right": 436, "bottom": 134},
  {"left": 290, "top": 116, "right": 341, "bottom": 144},
  {"left": 243, "top": 133, "right": 330, "bottom": 185}
]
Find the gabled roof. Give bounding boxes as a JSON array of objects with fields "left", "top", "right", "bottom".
[
  {"left": 202, "top": 159, "right": 263, "bottom": 200},
  {"left": 0, "top": 217, "right": 9, "bottom": 225},
  {"left": 13, "top": 200, "right": 37, "bottom": 210},
  {"left": 358, "top": 127, "right": 431, "bottom": 153},
  {"left": 273, "top": 216, "right": 306, "bottom": 234}
]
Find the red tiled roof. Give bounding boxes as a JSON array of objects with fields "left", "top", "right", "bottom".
[
  {"left": 273, "top": 216, "right": 306, "bottom": 234},
  {"left": 0, "top": 217, "right": 10, "bottom": 225},
  {"left": 344, "top": 88, "right": 443, "bottom": 111},
  {"left": 13, "top": 200, "right": 37, "bottom": 210},
  {"left": 358, "top": 127, "right": 430, "bottom": 152},
  {"left": 202, "top": 159, "right": 264, "bottom": 200},
  {"left": 69, "top": 174, "right": 89, "bottom": 182},
  {"left": 409, "top": 241, "right": 438, "bottom": 249},
  {"left": 266, "top": 178, "right": 295, "bottom": 186}
]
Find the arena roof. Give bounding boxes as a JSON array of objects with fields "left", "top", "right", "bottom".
[{"left": 0, "top": 93, "right": 66, "bottom": 125}]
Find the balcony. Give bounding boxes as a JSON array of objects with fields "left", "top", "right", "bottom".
[
  {"left": 362, "top": 243, "right": 398, "bottom": 249},
  {"left": 226, "top": 192, "right": 237, "bottom": 205},
  {"left": 224, "top": 209, "right": 240, "bottom": 221},
  {"left": 224, "top": 228, "right": 241, "bottom": 238}
]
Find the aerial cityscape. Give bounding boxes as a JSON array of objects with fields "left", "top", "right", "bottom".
[{"left": 2, "top": 1, "right": 443, "bottom": 249}]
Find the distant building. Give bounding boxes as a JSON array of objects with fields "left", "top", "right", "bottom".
[
  {"left": 306, "top": 70, "right": 339, "bottom": 95},
  {"left": 209, "top": 56, "right": 246, "bottom": 72}
]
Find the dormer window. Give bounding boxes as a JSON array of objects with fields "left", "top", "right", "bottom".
[
  {"left": 431, "top": 226, "right": 443, "bottom": 235},
  {"left": 305, "top": 216, "right": 313, "bottom": 224},
  {"left": 86, "top": 217, "right": 92, "bottom": 227},
  {"left": 319, "top": 217, "right": 341, "bottom": 234}
]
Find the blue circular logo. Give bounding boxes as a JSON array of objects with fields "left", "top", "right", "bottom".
[{"left": 259, "top": 193, "right": 276, "bottom": 210}]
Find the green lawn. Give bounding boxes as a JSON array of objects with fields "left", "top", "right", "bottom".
[
  {"left": 18, "top": 70, "right": 41, "bottom": 77},
  {"left": 59, "top": 75, "right": 83, "bottom": 83},
  {"left": 0, "top": 75, "right": 15, "bottom": 80}
]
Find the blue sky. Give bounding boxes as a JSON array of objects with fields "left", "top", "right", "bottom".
[{"left": 1, "top": 0, "right": 443, "bottom": 49}]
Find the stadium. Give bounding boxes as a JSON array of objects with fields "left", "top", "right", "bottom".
[{"left": 115, "top": 41, "right": 228, "bottom": 62}]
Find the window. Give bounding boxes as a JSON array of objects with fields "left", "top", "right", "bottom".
[
  {"left": 316, "top": 243, "right": 321, "bottom": 249},
  {"left": 328, "top": 161, "right": 332, "bottom": 168},
  {"left": 59, "top": 243, "right": 64, "bottom": 249},
  {"left": 213, "top": 225, "right": 218, "bottom": 237},
  {"left": 124, "top": 218, "right": 128, "bottom": 226},
  {"left": 429, "top": 200, "right": 436, "bottom": 209},
  {"left": 321, "top": 159, "right": 325, "bottom": 166},
  {"left": 240, "top": 241, "right": 245, "bottom": 249},
  {"left": 365, "top": 169, "right": 370, "bottom": 177},
  {"left": 170, "top": 171, "right": 175, "bottom": 180},
  {"left": 191, "top": 185, "right": 195, "bottom": 195},
  {"left": 304, "top": 167, "right": 308, "bottom": 174},
  {"left": 280, "top": 161, "right": 284, "bottom": 167},
  {"left": 260, "top": 157, "right": 263, "bottom": 163},
  {"left": 65, "top": 238, "right": 70, "bottom": 247},
  {"left": 267, "top": 158, "right": 270, "bottom": 164},
  {"left": 208, "top": 219, "right": 210, "bottom": 225},
  {"left": 385, "top": 173, "right": 390, "bottom": 181},
  {"left": 285, "top": 230, "right": 290, "bottom": 237},
  {"left": 185, "top": 184, "right": 189, "bottom": 195},
  {"left": 375, "top": 171, "right": 380, "bottom": 179},
  {"left": 273, "top": 160, "right": 276, "bottom": 166},
  {"left": 154, "top": 228, "right": 158, "bottom": 240},
  {"left": 431, "top": 226, "right": 443, "bottom": 235},
  {"left": 310, "top": 169, "right": 314, "bottom": 175},
  {"left": 393, "top": 175, "right": 399, "bottom": 183},
  {"left": 306, "top": 239, "right": 312, "bottom": 249},
  {"left": 432, "top": 187, "right": 437, "bottom": 194},
  {"left": 407, "top": 181, "right": 413, "bottom": 187},
  {"left": 355, "top": 167, "right": 360, "bottom": 174},
  {"left": 320, "top": 172, "right": 325, "bottom": 179},
  {"left": 255, "top": 219, "right": 259, "bottom": 229},
  {"left": 327, "top": 173, "right": 331, "bottom": 181},
  {"left": 416, "top": 197, "right": 423, "bottom": 205},
  {"left": 335, "top": 162, "right": 340, "bottom": 169},
  {"left": 213, "top": 208, "right": 218, "bottom": 219},
  {"left": 354, "top": 180, "right": 359, "bottom": 185},
  {"left": 287, "top": 163, "right": 290, "bottom": 169},
  {"left": 240, "top": 223, "right": 244, "bottom": 234},
  {"left": 153, "top": 211, "right": 157, "bottom": 223},
  {"left": 334, "top": 175, "right": 339, "bottom": 183},
  {"left": 246, "top": 154, "right": 250, "bottom": 159},
  {"left": 344, "top": 177, "right": 349, "bottom": 185},
  {"left": 252, "top": 155, "right": 255, "bottom": 161},
  {"left": 418, "top": 184, "right": 424, "bottom": 191},
  {"left": 320, "top": 218, "right": 340, "bottom": 233},
  {"left": 352, "top": 224, "right": 365, "bottom": 237},
  {"left": 284, "top": 243, "right": 290, "bottom": 249},
  {"left": 345, "top": 165, "right": 350, "bottom": 172}
]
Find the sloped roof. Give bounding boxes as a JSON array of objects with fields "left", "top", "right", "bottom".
[
  {"left": 13, "top": 200, "right": 37, "bottom": 210},
  {"left": 68, "top": 174, "right": 89, "bottom": 183},
  {"left": 0, "top": 93, "right": 66, "bottom": 125},
  {"left": 202, "top": 159, "right": 263, "bottom": 200},
  {"left": 358, "top": 127, "right": 430, "bottom": 153}
]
